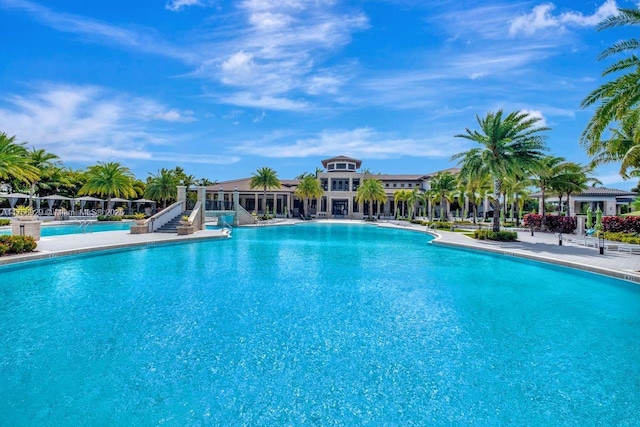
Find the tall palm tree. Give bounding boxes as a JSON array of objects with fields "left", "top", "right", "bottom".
[
  {"left": 503, "top": 175, "right": 530, "bottom": 225},
  {"left": 584, "top": 109, "right": 640, "bottom": 178},
  {"left": 27, "top": 148, "right": 60, "bottom": 206},
  {"left": 554, "top": 163, "right": 601, "bottom": 217},
  {"left": 144, "top": 168, "right": 179, "bottom": 208},
  {"left": 405, "top": 187, "right": 421, "bottom": 220},
  {"left": 393, "top": 189, "right": 409, "bottom": 218},
  {"left": 79, "top": 162, "right": 136, "bottom": 203},
  {"left": 0, "top": 132, "right": 39, "bottom": 184},
  {"left": 355, "top": 178, "right": 387, "bottom": 220},
  {"left": 530, "top": 155, "right": 567, "bottom": 224},
  {"left": 462, "top": 173, "right": 492, "bottom": 224},
  {"left": 427, "top": 171, "right": 457, "bottom": 220},
  {"left": 249, "top": 167, "right": 281, "bottom": 214},
  {"left": 294, "top": 174, "right": 324, "bottom": 216},
  {"left": 453, "top": 110, "right": 549, "bottom": 231},
  {"left": 581, "top": 7, "right": 640, "bottom": 156}
]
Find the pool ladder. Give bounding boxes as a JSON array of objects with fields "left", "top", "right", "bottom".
[
  {"left": 221, "top": 220, "right": 232, "bottom": 237},
  {"left": 72, "top": 218, "right": 93, "bottom": 233}
]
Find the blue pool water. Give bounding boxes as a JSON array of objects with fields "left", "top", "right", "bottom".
[
  {"left": 1, "top": 224, "right": 639, "bottom": 425},
  {"left": 0, "top": 221, "right": 131, "bottom": 236}
]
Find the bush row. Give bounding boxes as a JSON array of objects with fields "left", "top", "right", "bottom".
[
  {"left": 601, "top": 216, "right": 640, "bottom": 233},
  {"left": 97, "top": 215, "right": 123, "bottom": 221},
  {"left": 523, "top": 214, "right": 577, "bottom": 233},
  {"left": 473, "top": 229, "right": 518, "bottom": 241},
  {"left": 0, "top": 235, "right": 37, "bottom": 256},
  {"left": 603, "top": 232, "right": 640, "bottom": 244},
  {"left": 0, "top": 219, "right": 10, "bottom": 226}
]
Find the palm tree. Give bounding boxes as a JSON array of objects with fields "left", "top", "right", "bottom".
[
  {"left": 405, "top": 187, "right": 421, "bottom": 220},
  {"left": 460, "top": 173, "right": 492, "bottom": 224},
  {"left": 393, "top": 189, "right": 409, "bottom": 218},
  {"left": 581, "top": 7, "right": 640, "bottom": 155},
  {"left": 554, "top": 163, "right": 601, "bottom": 217},
  {"left": 144, "top": 168, "right": 179, "bottom": 208},
  {"left": 79, "top": 162, "right": 137, "bottom": 203},
  {"left": 503, "top": 175, "right": 530, "bottom": 225},
  {"left": 355, "top": 178, "right": 387, "bottom": 220},
  {"left": 249, "top": 167, "right": 281, "bottom": 214},
  {"left": 0, "top": 133, "right": 39, "bottom": 184},
  {"left": 453, "top": 110, "right": 549, "bottom": 232},
  {"left": 27, "top": 148, "right": 60, "bottom": 206},
  {"left": 427, "top": 171, "right": 457, "bottom": 220},
  {"left": 530, "top": 155, "right": 568, "bottom": 224},
  {"left": 584, "top": 109, "right": 640, "bottom": 178},
  {"left": 294, "top": 175, "right": 324, "bottom": 217}
]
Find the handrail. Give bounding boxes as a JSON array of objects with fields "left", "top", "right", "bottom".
[
  {"left": 188, "top": 201, "right": 202, "bottom": 230},
  {"left": 147, "top": 200, "right": 183, "bottom": 232}
]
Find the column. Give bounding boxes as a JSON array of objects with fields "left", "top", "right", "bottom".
[
  {"left": 177, "top": 185, "right": 187, "bottom": 210},
  {"left": 197, "top": 186, "right": 206, "bottom": 230},
  {"left": 254, "top": 194, "right": 259, "bottom": 214},
  {"left": 218, "top": 187, "right": 224, "bottom": 210},
  {"left": 233, "top": 187, "right": 240, "bottom": 226}
]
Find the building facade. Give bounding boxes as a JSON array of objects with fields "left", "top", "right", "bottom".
[{"left": 206, "top": 155, "right": 459, "bottom": 220}]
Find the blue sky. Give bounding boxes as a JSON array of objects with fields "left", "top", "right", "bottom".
[{"left": 1, "top": 0, "right": 636, "bottom": 188}]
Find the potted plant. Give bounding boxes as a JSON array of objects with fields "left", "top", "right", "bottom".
[
  {"left": 133, "top": 213, "right": 147, "bottom": 225},
  {"left": 180, "top": 215, "right": 192, "bottom": 226},
  {"left": 13, "top": 205, "right": 37, "bottom": 221}
]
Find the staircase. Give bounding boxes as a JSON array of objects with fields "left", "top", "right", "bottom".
[{"left": 155, "top": 210, "right": 191, "bottom": 233}]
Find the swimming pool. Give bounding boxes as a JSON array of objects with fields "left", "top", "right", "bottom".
[
  {"left": 1, "top": 224, "right": 638, "bottom": 424},
  {"left": 0, "top": 220, "right": 131, "bottom": 236}
]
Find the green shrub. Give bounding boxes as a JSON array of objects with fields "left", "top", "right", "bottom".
[
  {"left": 473, "top": 229, "right": 517, "bottom": 241},
  {"left": 0, "top": 235, "right": 37, "bottom": 256},
  {"left": 0, "top": 219, "right": 10, "bottom": 226},
  {"left": 97, "top": 215, "right": 123, "bottom": 221},
  {"left": 603, "top": 231, "right": 640, "bottom": 244}
]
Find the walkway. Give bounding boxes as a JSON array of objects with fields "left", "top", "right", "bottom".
[
  {"left": 377, "top": 221, "right": 640, "bottom": 283},
  {"left": 0, "top": 228, "right": 229, "bottom": 266}
]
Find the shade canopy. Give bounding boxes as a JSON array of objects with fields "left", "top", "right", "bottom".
[
  {"left": 73, "top": 196, "right": 104, "bottom": 202},
  {"left": 134, "top": 198, "right": 156, "bottom": 204},
  {"left": 40, "top": 195, "right": 72, "bottom": 200}
]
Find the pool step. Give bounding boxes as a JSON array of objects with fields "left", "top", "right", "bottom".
[{"left": 155, "top": 211, "right": 192, "bottom": 233}]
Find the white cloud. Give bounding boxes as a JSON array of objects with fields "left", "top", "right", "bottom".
[
  {"left": 509, "top": 0, "right": 619, "bottom": 36},
  {"left": 519, "top": 109, "right": 547, "bottom": 127},
  {"left": 232, "top": 128, "right": 462, "bottom": 159},
  {"left": 166, "top": 0, "right": 209, "bottom": 12},
  {"left": 221, "top": 92, "right": 308, "bottom": 110},
  {"left": 0, "top": 0, "right": 194, "bottom": 61},
  {"left": 0, "top": 84, "right": 197, "bottom": 163}
]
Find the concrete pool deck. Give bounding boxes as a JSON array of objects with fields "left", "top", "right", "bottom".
[{"left": 1, "top": 219, "right": 640, "bottom": 283}]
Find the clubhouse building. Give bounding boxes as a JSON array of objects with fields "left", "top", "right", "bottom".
[{"left": 206, "top": 156, "right": 459, "bottom": 220}]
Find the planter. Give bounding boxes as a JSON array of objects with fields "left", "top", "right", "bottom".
[
  {"left": 134, "top": 219, "right": 147, "bottom": 226},
  {"left": 15, "top": 215, "right": 38, "bottom": 221},
  {"left": 180, "top": 220, "right": 192, "bottom": 226}
]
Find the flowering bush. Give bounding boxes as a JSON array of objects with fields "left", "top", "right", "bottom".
[
  {"left": 601, "top": 216, "right": 640, "bottom": 233},
  {"left": 523, "top": 214, "right": 576, "bottom": 233},
  {"left": 0, "top": 235, "right": 37, "bottom": 256}
]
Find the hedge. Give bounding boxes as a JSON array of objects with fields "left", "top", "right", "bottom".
[
  {"left": 473, "top": 229, "right": 518, "bottom": 241},
  {"left": 0, "top": 235, "right": 37, "bottom": 256},
  {"left": 0, "top": 219, "right": 10, "bottom": 226},
  {"left": 601, "top": 216, "right": 640, "bottom": 233},
  {"left": 523, "top": 214, "right": 576, "bottom": 233},
  {"left": 97, "top": 215, "right": 123, "bottom": 221}
]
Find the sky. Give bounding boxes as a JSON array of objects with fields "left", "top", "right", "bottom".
[{"left": 1, "top": 0, "right": 638, "bottom": 188}]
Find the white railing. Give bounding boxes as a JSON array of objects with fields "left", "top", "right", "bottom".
[{"left": 147, "top": 201, "right": 183, "bottom": 232}]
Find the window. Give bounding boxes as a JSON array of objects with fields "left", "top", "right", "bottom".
[
  {"left": 348, "top": 164, "right": 355, "bottom": 170},
  {"left": 328, "top": 164, "right": 335, "bottom": 170},
  {"left": 385, "top": 184, "right": 389, "bottom": 187},
  {"left": 337, "top": 163, "right": 347, "bottom": 170},
  {"left": 393, "top": 183, "right": 397, "bottom": 187},
  {"left": 401, "top": 183, "right": 404, "bottom": 187}
]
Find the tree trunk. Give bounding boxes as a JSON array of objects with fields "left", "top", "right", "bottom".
[
  {"left": 515, "top": 194, "right": 520, "bottom": 226},
  {"left": 540, "top": 186, "right": 546, "bottom": 229},
  {"left": 473, "top": 203, "right": 477, "bottom": 224},
  {"left": 566, "top": 192, "right": 572, "bottom": 217},
  {"left": 558, "top": 194, "right": 564, "bottom": 216},
  {"left": 493, "top": 179, "right": 501, "bottom": 232}
]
